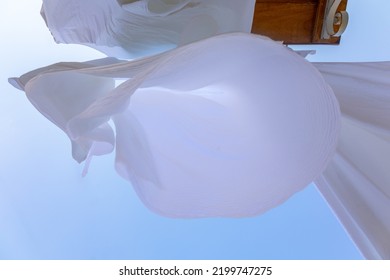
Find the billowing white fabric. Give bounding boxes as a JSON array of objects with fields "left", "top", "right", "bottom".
[
  {"left": 9, "top": 33, "right": 340, "bottom": 218},
  {"left": 314, "top": 62, "right": 390, "bottom": 259},
  {"left": 40, "top": 0, "right": 256, "bottom": 58}
]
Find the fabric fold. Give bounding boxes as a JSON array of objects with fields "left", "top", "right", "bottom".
[
  {"left": 41, "top": 0, "right": 257, "bottom": 58},
  {"left": 119, "top": 0, "right": 192, "bottom": 17},
  {"left": 9, "top": 58, "right": 120, "bottom": 163},
  {"left": 314, "top": 62, "right": 390, "bottom": 259}
]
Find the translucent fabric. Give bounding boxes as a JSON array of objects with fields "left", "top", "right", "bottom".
[
  {"left": 9, "top": 33, "right": 340, "bottom": 218},
  {"left": 313, "top": 62, "right": 390, "bottom": 259},
  {"left": 40, "top": 0, "right": 256, "bottom": 58}
]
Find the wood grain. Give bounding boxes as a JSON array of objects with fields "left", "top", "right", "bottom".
[
  {"left": 251, "top": 0, "right": 349, "bottom": 45},
  {"left": 251, "top": 2, "right": 317, "bottom": 44}
]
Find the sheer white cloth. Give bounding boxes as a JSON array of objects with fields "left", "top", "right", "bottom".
[
  {"left": 40, "top": 0, "right": 256, "bottom": 58},
  {"left": 9, "top": 33, "right": 340, "bottom": 218},
  {"left": 11, "top": 0, "right": 390, "bottom": 259},
  {"left": 313, "top": 62, "right": 390, "bottom": 259}
]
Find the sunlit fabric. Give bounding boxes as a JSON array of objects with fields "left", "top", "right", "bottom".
[
  {"left": 9, "top": 33, "right": 340, "bottom": 218},
  {"left": 313, "top": 62, "right": 390, "bottom": 260},
  {"left": 40, "top": 0, "right": 256, "bottom": 58}
]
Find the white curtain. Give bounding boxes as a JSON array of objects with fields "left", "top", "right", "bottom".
[
  {"left": 10, "top": 0, "right": 390, "bottom": 259},
  {"left": 40, "top": 0, "right": 256, "bottom": 58},
  {"left": 313, "top": 62, "right": 390, "bottom": 259},
  {"left": 9, "top": 33, "right": 340, "bottom": 218}
]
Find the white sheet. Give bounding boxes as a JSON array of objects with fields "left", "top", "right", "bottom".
[
  {"left": 40, "top": 0, "right": 256, "bottom": 58},
  {"left": 12, "top": 1, "right": 390, "bottom": 258},
  {"left": 314, "top": 62, "right": 390, "bottom": 259},
  {"left": 10, "top": 33, "right": 340, "bottom": 218}
]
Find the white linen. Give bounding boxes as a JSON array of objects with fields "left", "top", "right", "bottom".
[
  {"left": 9, "top": 0, "right": 389, "bottom": 257},
  {"left": 314, "top": 62, "right": 390, "bottom": 259},
  {"left": 40, "top": 0, "right": 256, "bottom": 58},
  {"left": 9, "top": 33, "right": 340, "bottom": 218}
]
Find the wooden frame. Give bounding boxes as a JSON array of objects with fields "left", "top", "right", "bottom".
[{"left": 251, "top": 0, "right": 348, "bottom": 44}]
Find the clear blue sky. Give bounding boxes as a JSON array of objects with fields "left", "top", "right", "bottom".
[{"left": 1, "top": 0, "right": 388, "bottom": 260}]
